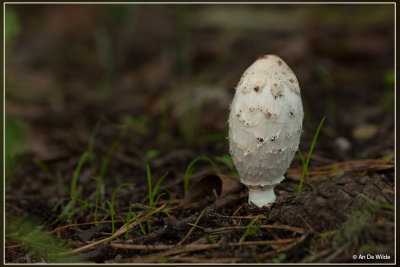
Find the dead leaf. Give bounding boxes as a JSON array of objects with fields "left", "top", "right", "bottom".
[{"left": 180, "top": 173, "right": 243, "bottom": 209}]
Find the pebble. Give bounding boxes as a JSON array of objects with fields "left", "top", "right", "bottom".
[
  {"left": 335, "top": 136, "right": 352, "bottom": 151},
  {"left": 352, "top": 124, "right": 378, "bottom": 141}
]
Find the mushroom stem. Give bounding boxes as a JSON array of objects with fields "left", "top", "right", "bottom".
[{"left": 248, "top": 185, "right": 277, "bottom": 208}]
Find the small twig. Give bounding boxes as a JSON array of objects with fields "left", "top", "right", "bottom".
[
  {"left": 232, "top": 203, "right": 244, "bottom": 216},
  {"left": 5, "top": 244, "right": 24, "bottom": 249},
  {"left": 258, "top": 234, "right": 308, "bottom": 260},
  {"left": 275, "top": 234, "right": 307, "bottom": 252},
  {"left": 310, "top": 154, "right": 338, "bottom": 164},
  {"left": 45, "top": 219, "right": 125, "bottom": 236},
  {"left": 286, "top": 158, "right": 394, "bottom": 180},
  {"left": 111, "top": 239, "right": 293, "bottom": 251},
  {"left": 111, "top": 243, "right": 177, "bottom": 250},
  {"left": 6, "top": 218, "right": 128, "bottom": 250},
  {"left": 312, "top": 159, "right": 393, "bottom": 170},
  {"left": 112, "top": 243, "right": 221, "bottom": 263},
  {"left": 186, "top": 223, "right": 207, "bottom": 231},
  {"left": 299, "top": 215, "right": 315, "bottom": 233},
  {"left": 266, "top": 229, "right": 282, "bottom": 241},
  {"left": 110, "top": 238, "right": 295, "bottom": 263},
  {"left": 177, "top": 210, "right": 205, "bottom": 245},
  {"left": 206, "top": 225, "right": 305, "bottom": 234},
  {"left": 230, "top": 239, "right": 294, "bottom": 247},
  {"left": 59, "top": 204, "right": 166, "bottom": 255},
  {"left": 204, "top": 210, "right": 266, "bottom": 220},
  {"left": 157, "top": 199, "right": 182, "bottom": 205},
  {"left": 322, "top": 243, "right": 349, "bottom": 262},
  {"left": 165, "top": 256, "right": 244, "bottom": 263},
  {"left": 301, "top": 248, "right": 334, "bottom": 263}
]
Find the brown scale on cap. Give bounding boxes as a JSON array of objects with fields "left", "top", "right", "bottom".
[
  {"left": 256, "top": 137, "right": 264, "bottom": 143},
  {"left": 277, "top": 60, "right": 282, "bottom": 66},
  {"left": 271, "top": 83, "right": 284, "bottom": 99},
  {"left": 254, "top": 86, "right": 260, "bottom": 92}
]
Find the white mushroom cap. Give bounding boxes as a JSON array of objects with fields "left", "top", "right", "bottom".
[{"left": 228, "top": 55, "right": 304, "bottom": 207}]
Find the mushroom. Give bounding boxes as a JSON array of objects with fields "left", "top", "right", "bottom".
[{"left": 228, "top": 55, "right": 304, "bottom": 208}]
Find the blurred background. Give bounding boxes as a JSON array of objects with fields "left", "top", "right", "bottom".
[
  {"left": 5, "top": 3, "right": 394, "bottom": 197},
  {"left": 4, "top": 3, "right": 395, "bottom": 263}
]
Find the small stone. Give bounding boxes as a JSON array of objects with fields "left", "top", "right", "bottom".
[
  {"left": 335, "top": 136, "right": 352, "bottom": 151},
  {"left": 352, "top": 124, "right": 379, "bottom": 141}
]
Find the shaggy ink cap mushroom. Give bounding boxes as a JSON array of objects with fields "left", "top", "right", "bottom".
[{"left": 228, "top": 54, "right": 304, "bottom": 208}]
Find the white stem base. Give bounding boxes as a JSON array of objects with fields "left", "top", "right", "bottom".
[{"left": 248, "top": 186, "right": 276, "bottom": 208}]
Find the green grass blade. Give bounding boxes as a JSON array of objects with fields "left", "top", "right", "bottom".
[
  {"left": 239, "top": 218, "right": 260, "bottom": 243},
  {"left": 109, "top": 183, "right": 134, "bottom": 235},
  {"left": 58, "top": 199, "right": 75, "bottom": 220},
  {"left": 67, "top": 202, "right": 88, "bottom": 222},
  {"left": 360, "top": 194, "right": 395, "bottom": 210},
  {"left": 298, "top": 116, "right": 326, "bottom": 196},
  {"left": 111, "top": 183, "right": 135, "bottom": 209},
  {"left": 52, "top": 197, "right": 68, "bottom": 212},
  {"left": 87, "top": 119, "right": 102, "bottom": 167},
  {"left": 152, "top": 172, "right": 168, "bottom": 205},
  {"left": 71, "top": 197, "right": 90, "bottom": 206},
  {"left": 215, "top": 154, "right": 238, "bottom": 176},
  {"left": 33, "top": 159, "right": 55, "bottom": 180},
  {"left": 131, "top": 211, "right": 147, "bottom": 235},
  {"left": 184, "top": 156, "right": 220, "bottom": 195},
  {"left": 105, "top": 200, "right": 115, "bottom": 234},
  {"left": 160, "top": 186, "right": 174, "bottom": 205},
  {"left": 272, "top": 253, "right": 287, "bottom": 263},
  {"left": 153, "top": 192, "right": 166, "bottom": 208},
  {"left": 93, "top": 127, "right": 125, "bottom": 222},
  {"left": 98, "top": 129, "right": 125, "bottom": 179},
  {"left": 125, "top": 202, "right": 132, "bottom": 239},
  {"left": 92, "top": 176, "right": 103, "bottom": 222},
  {"left": 146, "top": 164, "right": 153, "bottom": 207},
  {"left": 6, "top": 215, "right": 80, "bottom": 262},
  {"left": 297, "top": 148, "right": 309, "bottom": 183},
  {"left": 70, "top": 152, "right": 90, "bottom": 198}
]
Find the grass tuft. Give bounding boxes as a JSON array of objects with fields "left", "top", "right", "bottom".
[
  {"left": 297, "top": 116, "right": 326, "bottom": 196},
  {"left": 6, "top": 215, "right": 80, "bottom": 263},
  {"left": 70, "top": 152, "right": 90, "bottom": 198},
  {"left": 239, "top": 218, "right": 260, "bottom": 243},
  {"left": 146, "top": 164, "right": 170, "bottom": 231},
  {"left": 109, "top": 183, "right": 135, "bottom": 234}
]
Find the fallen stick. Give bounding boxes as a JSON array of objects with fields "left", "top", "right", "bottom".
[
  {"left": 206, "top": 225, "right": 305, "bottom": 234},
  {"left": 109, "top": 238, "right": 296, "bottom": 263},
  {"left": 59, "top": 204, "right": 166, "bottom": 255},
  {"left": 177, "top": 209, "right": 205, "bottom": 245}
]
